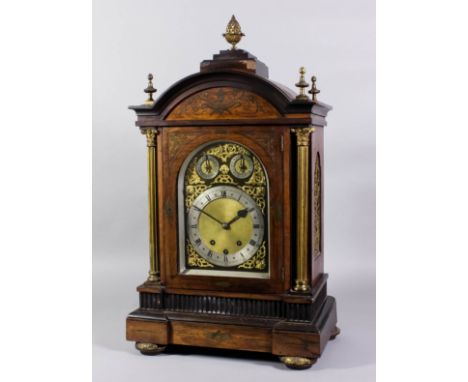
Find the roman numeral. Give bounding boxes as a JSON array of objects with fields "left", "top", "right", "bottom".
[
  {"left": 221, "top": 190, "right": 227, "bottom": 198},
  {"left": 194, "top": 238, "right": 201, "bottom": 246},
  {"left": 207, "top": 250, "right": 213, "bottom": 258},
  {"left": 253, "top": 224, "right": 260, "bottom": 229},
  {"left": 224, "top": 254, "right": 228, "bottom": 263},
  {"left": 206, "top": 195, "right": 212, "bottom": 202},
  {"left": 249, "top": 239, "right": 257, "bottom": 246},
  {"left": 190, "top": 224, "right": 197, "bottom": 228}
]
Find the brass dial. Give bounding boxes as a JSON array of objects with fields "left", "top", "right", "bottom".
[
  {"left": 187, "top": 185, "right": 264, "bottom": 267},
  {"left": 229, "top": 154, "right": 253, "bottom": 179},
  {"left": 196, "top": 154, "right": 219, "bottom": 180}
]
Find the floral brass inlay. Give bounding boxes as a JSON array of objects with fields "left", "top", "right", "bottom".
[
  {"left": 167, "top": 87, "right": 280, "bottom": 120},
  {"left": 186, "top": 240, "right": 215, "bottom": 268},
  {"left": 237, "top": 241, "right": 266, "bottom": 270}
]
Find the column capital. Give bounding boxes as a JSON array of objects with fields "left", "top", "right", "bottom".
[
  {"left": 144, "top": 128, "right": 159, "bottom": 147},
  {"left": 291, "top": 127, "right": 315, "bottom": 146}
]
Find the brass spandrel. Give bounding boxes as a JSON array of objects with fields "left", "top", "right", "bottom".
[{"left": 186, "top": 240, "right": 215, "bottom": 268}]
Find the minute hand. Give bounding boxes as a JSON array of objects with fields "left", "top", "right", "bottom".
[{"left": 193, "top": 206, "right": 225, "bottom": 226}]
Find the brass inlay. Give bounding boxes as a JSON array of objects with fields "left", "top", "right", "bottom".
[
  {"left": 295, "top": 67, "right": 310, "bottom": 101},
  {"left": 223, "top": 15, "right": 245, "bottom": 50},
  {"left": 313, "top": 153, "right": 322, "bottom": 258},
  {"left": 206, "top": 330, "right": 232, "bottom": 341},
  {"left": 183, "top": 142, "right": 268, "bottom": 271},
  {"left": 145, "top": 128, "right": 160, "bottom": 282},
  {"left": 167, "top": 87, "right": 280, "bottom": 120},
  {"left": 292, "top": 127, "right": 314, "bottom": 292}
]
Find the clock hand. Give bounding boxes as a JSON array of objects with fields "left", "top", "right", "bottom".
[
  {"left": 193, "top": 206, "right": 225, "bottom": 226},
  {"left": 240, "top": 155, "right": 247, "bottom": 172},
  {"left": 204, "top": 154, "right": 212, "bottom": 173},
  {"left": 224, "top": 208, "right": 251, "bottom": 229}
]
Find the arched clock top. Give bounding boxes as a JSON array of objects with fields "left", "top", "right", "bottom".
[
  {"left": 166, "top": 87, "right": 281, "bottom": 120},
  {"left": 129, "top": 70, "right": 332, "bottom": 124}
]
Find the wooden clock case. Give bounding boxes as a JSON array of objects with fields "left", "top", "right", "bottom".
[{"left": 126, "top": 47, "right": 339, "bottom": 369}]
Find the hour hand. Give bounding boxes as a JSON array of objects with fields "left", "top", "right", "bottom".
[
  {"left": 193, "top": 206, "right": 225, "bottom": 226},
  {"left": 224, "top": 208, "right": 250, "bottom": 228}
]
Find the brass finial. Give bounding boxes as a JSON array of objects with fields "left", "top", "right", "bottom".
[
  {"left": 144, "top": 73, "right": 157, "bottom": 104},
  {"left": 295, "top": 67, "right": 310, "bottom": 101},
  {"left": 223, "top": 15, "right": 245, "bottom": 50},
  {"left": 308, "top": 75, "right": 320, "bottom": 102}
]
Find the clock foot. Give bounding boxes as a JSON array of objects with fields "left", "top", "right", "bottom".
[
  {"left": 135, "top": 342, "right": 166, "bottom": 355},
  {"left": 279, "top": 356, "right": 317, "bottom": 370},
  {"left": 330, "top": 325, "right": 341, "bottom": 340}
]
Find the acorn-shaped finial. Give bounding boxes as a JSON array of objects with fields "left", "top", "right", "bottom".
[
  {"left": 144, "top": 73, "right": 157, "bottom": 104},
  {"left": 223, "top": 15, "right": 245, "bottom": 50},
  {"left": 295, "top": 67, "right": 310, "bottom": 101},
  {"left": 308, "top": 75, "right": 320, "bottom": 102}
]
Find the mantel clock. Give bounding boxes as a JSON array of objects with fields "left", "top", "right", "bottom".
[{"left": 126, "top": 16, "right": 339, "bottom": 369}]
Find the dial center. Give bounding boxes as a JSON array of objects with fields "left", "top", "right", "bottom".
[{"left": 198, "top": 197, "right": 253, "bottom": 255}]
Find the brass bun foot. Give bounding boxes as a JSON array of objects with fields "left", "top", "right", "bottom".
[
  {"left": 279, "top": 356, "right": 317, "bottom": 370},
  {"left": 330, "top": 325, "right": 341, "bottom": 340},
  {"left": 135, "top": 342, "right": 166, "bottom": 355}
]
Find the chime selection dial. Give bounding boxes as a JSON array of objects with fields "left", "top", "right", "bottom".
[
  {"left": 196, "top": 154, "right": 220, "bottom": 180},
  {"left": 229, "top": 154, "right": 254, "bottom": 179}
]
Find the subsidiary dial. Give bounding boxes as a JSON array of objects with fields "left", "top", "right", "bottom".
[
  {"left": 196, "top": 154, "right": 220, "bottom": 180},
  {"left": 229, "top": 154, "right": 254, "bottom": 179}
]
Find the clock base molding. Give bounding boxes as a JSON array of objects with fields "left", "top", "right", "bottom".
[{"left": 126, "top": 295, "right": 338, "bottom": 369}]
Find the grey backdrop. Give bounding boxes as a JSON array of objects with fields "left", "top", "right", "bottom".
[{"left": 93, "top": 0, "right": 375, "bottom": 381}]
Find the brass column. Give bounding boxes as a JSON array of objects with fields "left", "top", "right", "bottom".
[
  {"left": 145, "top": 128, "right": 160, "bottom": 283},
  {"left": 292, "top": 127, "right": 314, "bottom": 292}
]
